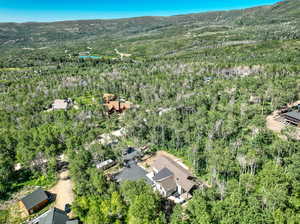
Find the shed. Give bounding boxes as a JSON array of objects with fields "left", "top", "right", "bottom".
[
  {"left": 19, "top": 188, "right": 49, "bottom": 215},
  {"left": 96, "top": 159, "right": 116, "bottom": 170}
]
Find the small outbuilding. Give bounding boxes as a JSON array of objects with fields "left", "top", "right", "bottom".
[
  {"left": 96, "top": 159, "right": 116, "bottom": 170},
  {"left": 19, "top": 188, "right": 49, "bottom": 215}
]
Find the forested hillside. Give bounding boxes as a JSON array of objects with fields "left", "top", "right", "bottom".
[{"left": 0, "top": 0, "right": 300, "bottom": 223}]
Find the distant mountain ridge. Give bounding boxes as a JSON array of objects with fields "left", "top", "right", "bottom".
[{"left": 0, "top": 0, "right": 299, "bottom": 48}]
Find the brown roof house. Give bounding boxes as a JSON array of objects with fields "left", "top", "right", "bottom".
[
  {"left": 149, "top": 155, "right": 198, "bottom": 202},
  {"left": 103, "top": 94, "right": 133, "bottom": 114},
  {"left": 103, "top": 93, "right": 117, "bottom": 103},
  {"left": 104, "top": 101, "right": 133, "bottom": 114},
  {"left": 19, "top": 188, "right": 49, "bottom": 215}
]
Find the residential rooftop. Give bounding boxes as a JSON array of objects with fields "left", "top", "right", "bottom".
[
  {"left": 115, "top": 163, "right": 153, "bottom": 185},
  {"left": 284, "top": 111, "right": 300, "bottom": 121},
  {"left": 152, "top": 155, "right": 197, "bottom": 193},
  {"left": 20, "top": 188, "right": 48, "bottom": 210},
  {"left": 39, "top": 208, "right": 68, "bottom": 224}
]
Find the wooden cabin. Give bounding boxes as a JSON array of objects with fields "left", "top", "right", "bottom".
[{"left": 19, "top": 188, "right": 49, "bottom": 215}]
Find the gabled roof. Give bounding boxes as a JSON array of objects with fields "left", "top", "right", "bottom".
[
  {"left": 153, "top": 168, "right": 173, "bottom": 181},
  {"left": 115, "top": 163, "right": 152, "bottom": 185},
  {"left": 20, "top": 188, "right": 48, "bottom": 210},
  {"left": 158, "top": 176, "right": 177, "bottom": 192},
  {"left": 152, "top": 155, "right": 197, "bottom": 193},
  {"left": 122, "top": 148, "right": 141, "bottom": 161},
  {"left": 39, "top": 208, "right": 68, "bottom": 224}
]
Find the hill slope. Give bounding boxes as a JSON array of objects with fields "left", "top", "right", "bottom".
[{"left": 0, "top": 0, "right": 299, "bottom": 49}]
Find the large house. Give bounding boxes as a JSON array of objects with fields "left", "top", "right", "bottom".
[
  {"left": 104, "top": 100, "right": 133, "bottom": 114},
  {"left": 103, "top": 94, "right": 133, "bottom": 114},
  {"left": 149, "top": 155, "right": 198, "bottom": 200},
  {"left": 114, "top": 147, "right": 152, "bottom": 184},
  {"left": 19, "top": 188, "right": 49, "bottom": 215}
]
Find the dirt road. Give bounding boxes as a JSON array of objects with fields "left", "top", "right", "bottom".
[{"left": 50, "top": 170, "right": 74, "bottom": 210}]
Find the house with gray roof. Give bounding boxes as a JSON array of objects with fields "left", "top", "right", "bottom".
[
  {"left": 39, "top": 208, "right": 69, "bottom": 224},
  {"left": 115, "top": 162, "right": 152, "bottom": 185},
  {"left": 19, "top": 188, "right": 49, "bottom": 215},
  {"left": 122, "top": 147, "right": 142, "bottom": 162},
  {"left": 30, "top": 207, "right": 79, "bottom": 224},
  {"left": 150, "top": 155, "right": 198, "bottom": 200},
  {"left": 114, "top": 147, "right": 152, "bottom": 185}
]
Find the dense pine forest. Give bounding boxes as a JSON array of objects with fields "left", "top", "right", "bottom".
[{"left": 0, "top": 0, "right": 300, "bottom": 223}]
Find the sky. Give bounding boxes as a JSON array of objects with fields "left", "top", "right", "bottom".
[{"left": 0, "top": 0, "right": 279, "bottom": 23}]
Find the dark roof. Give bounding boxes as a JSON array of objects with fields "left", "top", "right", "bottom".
[
  {"left": 39, "top": 208, "right": 68, "bottom": 224},
  {"left": 284, "top": 111, "right": 300, "bottom": 121},
  {"left": 20, "top": 188, "right": 48, "bottom": 210},
  {"left": 159, "top": 176, "right": 177, "bottom": 192},
  {"left": 123, "top": 148, "right": 141, "bottom": 161},
  {"left": 115, "top": 163, "right": 152, "bottom": 185},
  {"left": 153, "top": 168, "right": 173, "bottom": 181}
]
